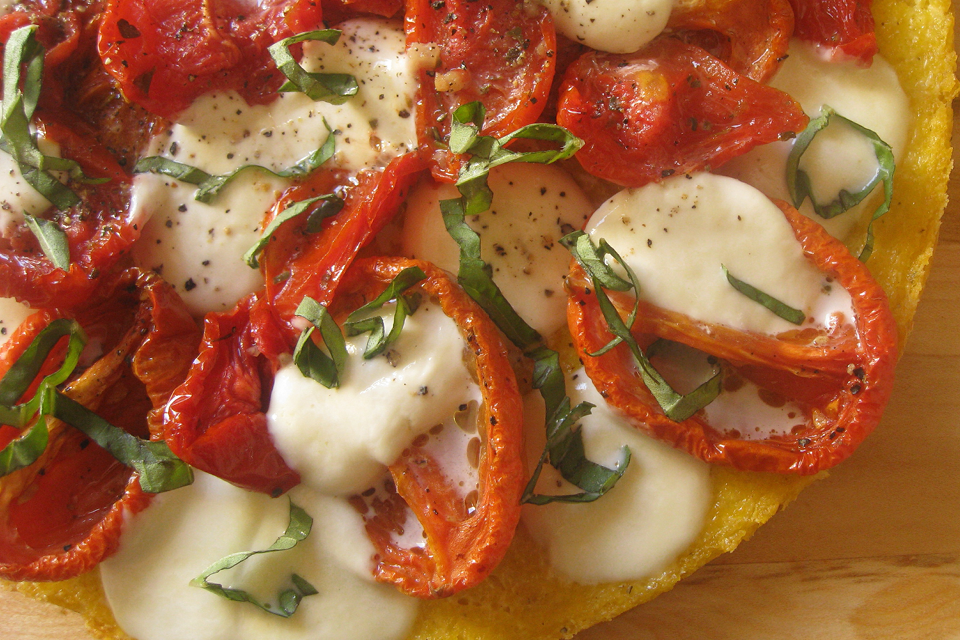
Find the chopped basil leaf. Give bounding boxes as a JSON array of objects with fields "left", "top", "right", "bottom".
[
  {"left": 344, "top": 266, "right": 426, "bottom": 359},
  {"left": 191, "top": 500, "right": 318, "bottom": 618},
  {"left": 51, "top": 392, "right": 193, "bottom": 493},
  {"left": 1, "top": 26, "right": 107, "bottom": 214},
  {"left": 722, "top": 265, "right": 805, "bottom": 325},
  {"left": 786, "top": 105, "right": 895, "bottom": 261},
  {"left": 439, "top": 104, "right": 624, "bottom": 504},
  {"left": 23, "top": 214, "right": 70, "bottom": 271},
  {"left": 0, "top": 318, "right": 192, "bottom": 492},
  {"left": 447, "top": 102, "right": 582, "bottom": 216},
  {"left": 243, "top": 195, "right": 344, "bottom": 268},
  {"left": 268, "top": 30, "right": 359, "bottom": 103},
  {"left": 293, "top": 297, "right": 347, "bottom": 388},
  {"left": 135, "top": 125, "right": 336, "bottom": 205},
  {"left": 565, "top": 231, "right": 722, "bottom": 422},
  {"left": 0, "top": 414, "right": 49, "bottom": 476}
]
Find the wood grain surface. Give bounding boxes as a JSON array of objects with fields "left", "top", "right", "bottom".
[{"left": 2, "top": 65, "right": 959, "bottom": 640}]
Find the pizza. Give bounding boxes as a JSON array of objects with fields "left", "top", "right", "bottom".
[{"left": 0, "top": 0, "right": 954, "bottom": 637}]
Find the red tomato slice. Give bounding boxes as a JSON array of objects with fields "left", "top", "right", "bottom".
[
  {"left": 97, "top": 0, "right": 323, "bottom": 118},
  {"left": 262, "top": 152, "right": 427, "bottom": 346},
  {"left": 163, "top": 153, "right": 425, "bottom": 495},
  {"left": 335, "top": 257, "right": 524, "bottom": 598},
  {"left": 566, "top": 202, "right": 898, "bottom": 475},
  {"left": 0, "top": 269, "right": 200, "bottom": 581},
  {"left": 405, "top": 0, "right": 557, "bottom": 181},
  {"left": 162, "top": 293, "right": 302, "bottom": 497},
  {"left": 557, "top": 37, "right": 809, "bottom": 188},
  {"left": 666, "top": 0, "right": 795, "bottom": 83},
  {"left": 789, "top": 0, "right": 877, "bottom": 64}
]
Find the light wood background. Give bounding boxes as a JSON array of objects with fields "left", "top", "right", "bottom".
[{"left": 2, "top": 71, "right": 960, "bottom": 640}]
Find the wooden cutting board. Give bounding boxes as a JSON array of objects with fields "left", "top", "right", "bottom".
[{"left": 2, "top": 73, "right": 959, "bottom": 640}]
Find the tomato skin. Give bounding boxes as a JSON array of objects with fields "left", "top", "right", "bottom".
[
  {"left": 566, "top": 202, "right": 898, "bottom": 475},
  {"left": 0, "top": 269, "right": 200, "bottom": 581},
  {"left": 789, "top": 0, "right": 877, "bottom": 64},
  {"left": 97, "top": 0, "right": 323, "bottom": 118},
  {"left": 162, "top": 294, "right": 301, "bottom": 497},
  {"left": 405, "top": 0, "right": 557, "bottom": 181},
  {"left": 666, "top": 0, "right": 795, "bottom": 83},
  {"left": 262, "top": 152, "right": 428, "bottom": 346},
  {"left": 557, "top": 38, "right": 809, "bottom": 188},
  {"left": 335, "top": 257, "right": 524, "bottom": 598}
]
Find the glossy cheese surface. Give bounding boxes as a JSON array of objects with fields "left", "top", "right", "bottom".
[
  {"left": 585, "top": 173, "right": 854, "bottom": 336},
  {"left": 267, "top": 301, "right": 479, "bottom": 496},
  {"left": 100, "top": 472, "right": 418, "bottom": 640},
  {"left": 520, "top": 369, "right": 711, "bottom": 583},
  {"left": 539, "top": 0, "right": 673, "bottom": 54}
]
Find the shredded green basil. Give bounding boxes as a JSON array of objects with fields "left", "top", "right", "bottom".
[
  {"left": 786, "top": 105, "right": 895, "bottom": 261},
  {"left": 23, "top": 214, "right": 70, "bottom": 271},
  {"left": 563, "top": 231, "right": 723, "bottom": 422},
  {"left": 293, "top": 297, "right": 347, "bottom": 389},
  {"left": 447, "top": 102, "right": 583, "bottom": 216},
  {"left": 722, "top": 265, "right": 805, "bottom": 325},
  {"left": 344, "top": 266, "right": 426, "bottom": 359},
  {"left": 437, "top": 103, "right": 625, "bottom": 505},
  {"left": 135, "top": 125, "right": 336, "bottom": 205},
  {"left": 243, "top": 195, "right": 344, "bottom": 269},
  {"left": 0, "top": 318, "right": 192, "bottom": 492},
  {"left": 191, "top": 500, "right": 318, "bottom": 617},
  {"left": 268, "top": 30, "right": 359, "bottom": 103}
]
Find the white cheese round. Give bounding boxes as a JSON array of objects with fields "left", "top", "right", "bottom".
[
  {"left": 585, "top": 173, "right": 853, "bottom": 336},
  {"left": 400, "top": 163, "right": 593, "bottom": 337},
  {"left": 520, "top": 369, "right": 711, "bottom": 583},
  {"left": 100, "top": 472, "right": 418, "bottom": 640},
  {"left": 719, "top": 40, "right": 910, "bottom": 241},
  {"left": 0, "top": 297, "right": 32, "bottom": 346},
  {"left": 129, "top": 18, "right": 417, "bottom": 317},
  {"left": 267, "top": 301, "right": 479, "bottom": 496},
  {"left": 538, "top": 0, "right": 673, "bottom": 54}
]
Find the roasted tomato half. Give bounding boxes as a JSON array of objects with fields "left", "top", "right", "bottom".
[
  {"left": 0, "top": 269, "right": 200, "bottom": 581},
  {"left": 557, "top": 37, "right": 808, "bottom": 188},
  {"left": 567, "top": 203, "right": 897, "bottom": 475},
  {"left": 336, "top": 257, "right": 524, "bottom": 598},
  {"left": 788, "top": 0, "right": 877, "bottom": 64}
]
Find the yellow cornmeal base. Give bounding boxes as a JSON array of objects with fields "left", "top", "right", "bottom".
[{"left": 5, "top": 0, "right": 956, "bottom": 638}]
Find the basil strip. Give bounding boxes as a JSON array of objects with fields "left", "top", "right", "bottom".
[
  {"left": 344, "top": 266, "right": 426, "bottom": 359},
  {"left": 786, "top": 105, "right": 895, "bottom": 261},
  {"left": 447, "top": 102, "right": 583, "bottom": 216},
  {"left": 243, "top": 194, "right": 344, "bottom": 268},
  {"left": 0, "top": 318, "right": 85, "bottom": 407},
  {"left": 191, "top": 500, "right": 318, "bottom": 618},
  {"left": 722, "top": 265, "right": 805, "bottom": 325},
  {"left": 51, "top": 392, "right": 193, "bottom": 493},
  {"left": 564, "top": 231, "right": 722, "bottom": 422},
  {"left": 23, "top": 214, "right": 70, "bottom": 271},
  {"left": 135, "top": 126, "right": 336, "bottom": 205},
  {"left": 1, "top": 26, "right": 107, "bottom": 214},
  {"left": 268, "top": 30, "right": 359, "bottom": 103},
  {"left": 0, "top": 414, "right": 49, "bottom": 476},
  {"left": 293, "top": 297, "right": 347, "bottom": 388},
  {"left": 436, "top": 104, "right": 625, "bottom": 504}
]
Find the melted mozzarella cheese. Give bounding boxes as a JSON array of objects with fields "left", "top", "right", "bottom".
[
  {"left": 100, "top": 472, "right": 418, "bottom": 640},
  {"left": 0, "top": 297, "right": 32, "bottom": 346},
  {"left": 400, "top": 163, "right": 593, "bottom": 337},
  {"left": 585, "top": 173, "right": 853, "bottom": 336},
  {"left": 719, "top": 40, "right": 910, "bottom": 240},
  {"left": 267, "top": 301, "right": 479, "bottom": 496},
  {"left": 130, "top": 18, "right": 417, "bottom": 317},
  {"left": 521, "top": 369, "right": 711, "bottom": 583},
  {"left": 539, "top": 0, "right": 672, "bottom": 54},
  {"left": 0, "top": 137, "right": 62, "bottom": 237}
]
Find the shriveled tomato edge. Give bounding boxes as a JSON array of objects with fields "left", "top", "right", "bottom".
[
  {"left": 0, "top": 270, "right": 198, "bottom": 581},
  {"left": 338, "top": 257, "right": 524, "bottom": 598},
  {"left": 567, "top": 201, "right": 897, "bottom": 475}
]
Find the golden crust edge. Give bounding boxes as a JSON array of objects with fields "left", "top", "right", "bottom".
[{"left": 5, "top": 0, "right": 957, "bottom": 638}]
